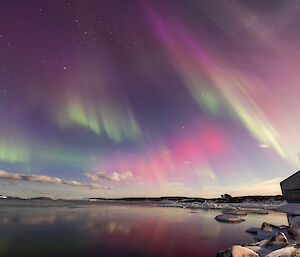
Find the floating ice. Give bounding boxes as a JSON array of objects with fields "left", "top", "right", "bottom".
[{"left": 215, "top": 214, "right": 245, "bottom": 223}]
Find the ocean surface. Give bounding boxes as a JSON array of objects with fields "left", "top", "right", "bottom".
[{"left": 0, "top": 200, "right": 288, "bottom": 257}]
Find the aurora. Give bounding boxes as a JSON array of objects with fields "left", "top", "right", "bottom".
[{"left": 0, "top": 0, "right": 299, "bottom": 199}]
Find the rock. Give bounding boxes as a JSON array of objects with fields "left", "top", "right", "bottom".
[
  {"left": 246, "top": 227, "right": 260, "bottom": 234},
  {"left": 215, "top": 214, "right": 245, "bottom": 223},
  {"left": 288, "top": 226, "right": 300, "bottom": 241},
  {"left": 217, "top": 245, "right": 259, "bottom": 257},
  {"left": 218, "top": 222, "right": 297, "bottom": 257},
  {"left": 266, "top": 232, "right": 289, "bottom": 247},
  {"left": 216, "top": 249, "right": 231, "bottom": 257},
  {"left": 265, "top": 245, "right": 299, "bottom": 257},
  {"left": 231, "top": 246, "right": 259, "bottom": 257},
  {"left": 257, "top": 229, "right": 277, "bottom": 240},
  {"left": 255, "top": 222, "right": 289, "bottom": 241},
  {"left": 288, "top": 215, "right": 300, "bottom": 226},
  {"left": 261, "top": 222, "right": 278, "bottom": 231},
  {"left": 246, "top": 240, "right": 272, "bottom": 256}
]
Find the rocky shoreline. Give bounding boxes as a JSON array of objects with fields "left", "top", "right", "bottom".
[
  {"left": 158, "top": 199, "right": 300, "bottom": 256},
  {"left": 217, "top": 222, "right": 300, "bottom": 256},
  {"left": 216, "top": 204, "right": 300, "bottom": 257}
]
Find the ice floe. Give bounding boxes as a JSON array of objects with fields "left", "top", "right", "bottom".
[
  {"left": 223, "top": 210, "right": 247, "bottom": 216},
  {"left": 215, "top": 214, "right": 245, "bottom": 223}
]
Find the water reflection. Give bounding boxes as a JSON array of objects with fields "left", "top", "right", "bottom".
[
  {"left": 81, "top": 220, "right": 132, "bottom": 235},
  {"left": 0, "top": 215, "right": 56, "bottom": 225},
  {"left": 0, "top": 201, "right": 289, "bottom": 257}
]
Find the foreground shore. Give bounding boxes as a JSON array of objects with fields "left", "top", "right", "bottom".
[
  {"left": 156, "top": 199, "right": 300, "bottom": 256},
  {"left": 215, "top": 204, "right": 300, "bottom": 257}
]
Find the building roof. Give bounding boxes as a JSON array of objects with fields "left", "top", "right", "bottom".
[{"left": 280, "top": 170, "right": 300, "bottom": 185}]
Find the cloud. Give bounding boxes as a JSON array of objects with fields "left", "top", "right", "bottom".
[
  {"left": 0, "top": 170, "right": 110, "bottom": 190},
  {"left": 259, "top": 144, "right": 269, "bottom": 148},
  {"left": 85, "top": 171, "right": 133, "bottom": 182}
]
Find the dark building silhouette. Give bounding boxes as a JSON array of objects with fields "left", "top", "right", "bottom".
[{"left": 280, "top": 171, "right": 300, "bottom": 202}]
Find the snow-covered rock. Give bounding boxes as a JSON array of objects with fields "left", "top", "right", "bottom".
[
  {"left": 231, "top": 246, "right": 259, "bottom": 257},
  {"left": 264, "top": 245, "right": 299, "bottom": 257},
  {"left": 255, "top": 222, "right": 288, "bottom": 240},
  {"left": 218, "top": 222, "right": 296, "bottom": 257},
  {"left": 216, "top": 245, "right": 259, "bottom": 257},
  {"left": 266, "top": 232, "right": 289, "bottom": 246}
]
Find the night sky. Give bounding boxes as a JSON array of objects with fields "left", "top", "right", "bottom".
[{"left": 1, "top": 0, "right": 300, "bottom": 198}]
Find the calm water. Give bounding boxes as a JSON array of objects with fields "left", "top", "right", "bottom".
[{"left": 0, "top": 200, "right": 288, "bottom": 257}]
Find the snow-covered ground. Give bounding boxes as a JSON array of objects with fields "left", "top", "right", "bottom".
[
  {"left": 159, "top": 200, "right": 285, "bottom": 212},
  {"left": 274, "top": 203, "right": 300, "bottom": 216}
]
